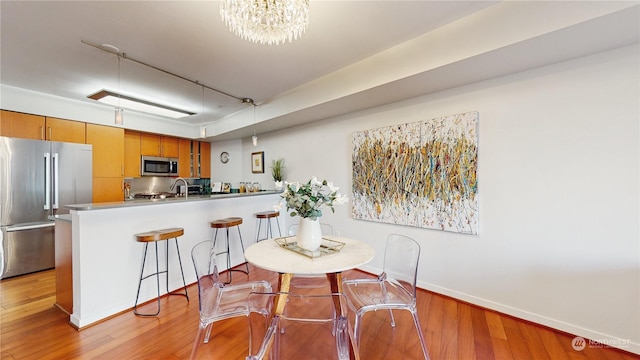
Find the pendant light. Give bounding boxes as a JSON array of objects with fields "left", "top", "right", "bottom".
[
  {"left": 114, "top": 53, "right": 124, "bottom": 125},
  {"left": 242, "top": 98, "right": 258, "bottom": 147},
  {"left": 252, "top": 103, "right": 258, "bottom": 147},
  {"left": 200, "top": 85, "right": 206, "bottom": 138}
]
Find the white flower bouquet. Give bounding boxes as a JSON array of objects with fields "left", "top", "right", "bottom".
[{"left": 278, "top": 177, "right": 348, "bottom": 220}]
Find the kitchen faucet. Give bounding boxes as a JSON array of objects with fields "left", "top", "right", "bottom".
[{"left": 169, "top": 177, "right": 188, "bottom": 198}]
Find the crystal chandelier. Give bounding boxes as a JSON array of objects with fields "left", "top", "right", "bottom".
[{"left": 220, "top": 0, "right": 310, "bottom": 45}]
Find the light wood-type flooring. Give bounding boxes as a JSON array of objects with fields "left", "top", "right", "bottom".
[{"left": 1, "top": 266, "right": 638, "bottom": 359}]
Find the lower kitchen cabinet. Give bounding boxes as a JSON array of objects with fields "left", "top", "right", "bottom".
[{"left": 92, "top": 177, "right": 124, "bottom": 203}]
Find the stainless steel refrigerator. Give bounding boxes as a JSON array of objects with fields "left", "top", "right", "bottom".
[{"left": 0, "top": 136, "right": 92, "bottom": 279}]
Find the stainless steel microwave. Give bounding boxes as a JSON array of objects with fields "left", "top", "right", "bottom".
[{"left": 141, "top": 156, "right": 178, "bottom": 176}]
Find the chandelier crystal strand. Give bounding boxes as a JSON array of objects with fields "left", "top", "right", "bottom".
[{"left": 220, "top": 0, "right": 309, "bottom": 45}]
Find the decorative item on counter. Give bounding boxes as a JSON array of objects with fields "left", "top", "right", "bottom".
[
  {"left": 211, "top": 182, "right": 223, "bottom": 193},
  {"left": 277, "top": 177, "right": 348, "bottom": 251},
  {"left": 124, "top": 182, "right": 132, "bottom": 200},
  {"left": 270, "top": 158, "right": 285, "bottom": 190},
  {"left": 222, "top": 183, "right": 231, "bottom": 193},
  {"left": 239, "top": 182, "right": 247, "bottom": 193}
]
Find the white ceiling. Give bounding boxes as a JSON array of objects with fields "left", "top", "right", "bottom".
[{"left": 1, "top": 1, "right": 638, "bottom": 141}]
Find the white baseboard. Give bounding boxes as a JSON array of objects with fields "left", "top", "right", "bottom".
[{"left": 417, "top": 280, "right": 640, "bottom": 356}]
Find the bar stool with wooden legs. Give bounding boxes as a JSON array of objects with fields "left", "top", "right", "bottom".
[
  {"left": 255, "top": 210, "right": 282, "bottom": 242},
  {"left": 133, "top": 227, "right": 189, "bottom": 317},
  {"left": 210, "top": 217, "right": 249, "bottom": 283}
]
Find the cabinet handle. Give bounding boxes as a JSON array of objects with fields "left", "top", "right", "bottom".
[
  {"left": 40, "top": 126, "right": 44, "bottom": 140},
  {"left": 48, "top": 126, "right": 52, "bottom": 140}
]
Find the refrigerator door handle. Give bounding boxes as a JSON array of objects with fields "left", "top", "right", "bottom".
[
  {"left": 44, "top": 152, "right": 51, "bottom": 210},
  {"left": 52, "top": 152, "right": 59, "bottom": 210},
  {"left": 6, "top": 222, "right": 55, "bottom": 232}
]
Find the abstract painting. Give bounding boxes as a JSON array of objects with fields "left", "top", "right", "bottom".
[{"left": 352, "top": 111, "right": 478, "bottom": 234}]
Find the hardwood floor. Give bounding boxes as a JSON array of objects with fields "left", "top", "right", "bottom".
[{"left": 1, "top": 266, "right": 638, "bottom": 360}]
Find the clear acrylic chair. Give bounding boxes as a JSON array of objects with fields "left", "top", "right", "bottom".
[
  {"left": 246, "top": 292, "right": 350, "bottom": 360},
  {"left": 342, "top": 234, "right": 430, "bottom": 359},
  {"left": 190, "top": 240, "right": 272, "bottom": 360},
  {"left": 287, "top": 223, "right": 335, "bottom": 290}
]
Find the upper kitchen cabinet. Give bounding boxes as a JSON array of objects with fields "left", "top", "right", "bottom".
[
  {"left": 140, "top": 133, "right": 179, "bottom": 158},
  {"left": 45, "top": 117, "right": 86, "bottom": 143},
  {"left": 177, "top": 140, "right": 210, "bottom": 178},
  {"left": 199, "top": 141, "right": 211, "bottom": 178},
  {"left": 178, "top": 138, "right": 192, "bottom": 178},
  {"left": 0, "top": 110, "right": 45, "bottom": 139},
  {"left": 86, "top": 124, "right": 124, "bottom": 202},
  {"left": 124, "top": 130, "right": 141, "bottom": 178},
  {"left": 86, "top": 124, "right": 124, "bottom": 178},
  {"left": 0, "top": 111, "right": 85, "bottom": 143}
]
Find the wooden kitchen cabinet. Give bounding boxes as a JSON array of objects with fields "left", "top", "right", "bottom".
[
  {"left": 45, "top": 117, "right": 86, "bottom": 143},
  {"left": 199, "top": 141, "right": 211, "bottom": 178},
  {"left": 86, "top": 123, "right": 124, "bottom": 202},
  {"left": 178, "top": 140, "right": 210, "bottom": 178},
  {"left": 178, "top": 138, "right": 192, "bottom": 178},
  {"left": 162, "top": 136, "right": 179, "bottom": 158},
  {"left": 0, "top": 110, "right": 45, "bottom": 139},
  {"left": 140, "top": 133, "right": 179, "bottom": 158},
  {"left": 124, "top": 130, "right": 141, "bottom": 177},
  {"left": 86, "top": 124, "right": 124, "bottom": 178},
  {"left": 92, "top": 177, "right": 124, "bottom": 203},
  {"left": 0, "top": 111, "right": 85, "bottom": 143}
]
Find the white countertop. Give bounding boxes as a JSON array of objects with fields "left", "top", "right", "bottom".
[
  {"left": 65, "top": 190, "right": 280, "bottom": 211},
  {"left": 53, "top": 214, "right": 73, "bottom": 222}
]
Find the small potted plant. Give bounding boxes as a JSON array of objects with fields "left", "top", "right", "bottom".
[{"left": 271, "top": 158, "right": 285, "bottom": 190}]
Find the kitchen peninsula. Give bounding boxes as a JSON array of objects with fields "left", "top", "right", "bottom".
[{"left": 60, "top": 191, "right": 284, "bottom": 329}]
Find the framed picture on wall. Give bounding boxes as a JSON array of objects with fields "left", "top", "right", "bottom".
[{"left": 251, "top": 151, "right": 264, "bottom": 173}]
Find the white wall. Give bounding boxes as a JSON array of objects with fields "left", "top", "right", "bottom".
[
  {"left": 240, "top": 45, "right": 640, "bottom": 353},
  {"left": 210, "top": 139, "right": 243, "bottom": 186}
]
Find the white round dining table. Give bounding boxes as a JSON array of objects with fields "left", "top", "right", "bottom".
[
  {"left": 244, "top": 236, "right": 375, "bottom": 275},
  {"left": 244, "top": 236, "right": 375, "bottom": 360}
]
